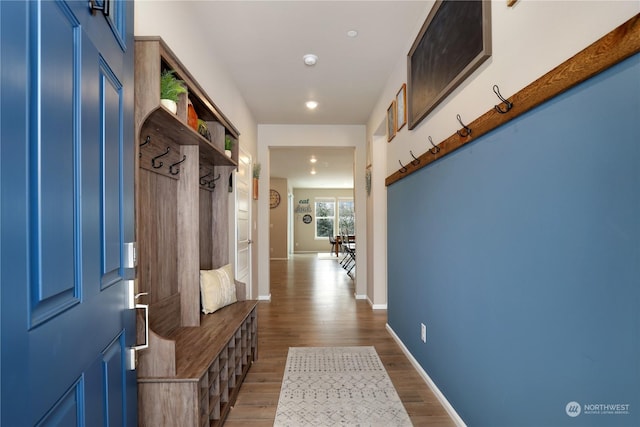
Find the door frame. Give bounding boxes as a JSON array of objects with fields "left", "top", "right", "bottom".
[{"left": 234, "top": 147, "right": 253, "bottom": 298}]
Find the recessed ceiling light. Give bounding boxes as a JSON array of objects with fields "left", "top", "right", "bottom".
[
  {"left": 347, "top": 30, "right": 358, "bottom": 38},
  {"left": 310, "top": 156, "right": 317, "bottom": 164},
  {"left": 303, "top": 54, "right": 318, "bottom": 66},
  {"left": 310, "top": 169, "right": 317, "bottom": 175},
  {"left": 305, "top": 101, "right": 318, "bottom": 110}
]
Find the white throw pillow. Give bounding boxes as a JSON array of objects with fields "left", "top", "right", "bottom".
[{"left": 200, "top": 264, "right": 237, "bottom": 314}]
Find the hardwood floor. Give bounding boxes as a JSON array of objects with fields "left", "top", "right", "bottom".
[{"left": 225, "top": 254, "right": 456, "bottom": 427}]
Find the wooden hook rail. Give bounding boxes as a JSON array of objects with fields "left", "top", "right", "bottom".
[{"left": 386, "top": 14, "right": 640, "bottom": 186}]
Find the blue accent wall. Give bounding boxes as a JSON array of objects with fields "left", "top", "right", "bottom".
[{"left": 387, "top": 54, "right": 639, "bottom": 427}]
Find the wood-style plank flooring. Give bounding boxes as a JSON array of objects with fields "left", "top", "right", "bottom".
[{"left": 225, "top": 254, "right": 456, "bottom": 426}]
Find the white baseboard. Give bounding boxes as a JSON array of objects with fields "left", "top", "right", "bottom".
[
  {"left": 258, "top": 293, "right": 271, "bottom": 301},
  {"left": 386, "top": 324, "right": 467, "bottom": 427},
  {"left": 366, "top": 297, "right": 387, "bottom": 310},
  {"left": 354, "top": 293, "right": 367, "bottom": 300}
]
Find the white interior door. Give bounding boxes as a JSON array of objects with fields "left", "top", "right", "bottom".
[{"left": 235, "top": 148, "right": 252, "bottom": 297}]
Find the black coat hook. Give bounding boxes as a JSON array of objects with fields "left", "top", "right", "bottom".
[
  {"left": 428, "top": 136, "right": 440, "bottom": 154},
  {"left": 409, "top": 151, "right": 420, "bottom": 166},
  {"left": 151, "top": 147, "right": 170, "bottom": 169},
  {"left": 200, "top": 170, "right": 213, "bottom": 185},
  {"left": 493, "top": 85, "right": 513, "bottom": 114},
  {"left": 169, "top": 155, "right": 187, "bottom": 175},
  {"left": 139, "top": 135, "right": 151, "bottom": 158},
  {"left": 140, "top": 135, "right": 151, "bottom": 148},
  {"left": 398, "top": 160, "right": 408, "bottom": 173},
  {"left": 456, "top": 114, "right": 472, "bottom": 138},
  {"left": 208, "top": 173, "right": 221, "bottom": 189}
]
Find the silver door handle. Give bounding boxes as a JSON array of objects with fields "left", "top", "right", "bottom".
[
  {"left": 126, "top": 290, "right": 149, "bottom": 370},
  {"left": 132, "top": 293, "right": 149, "bottom": 351}
]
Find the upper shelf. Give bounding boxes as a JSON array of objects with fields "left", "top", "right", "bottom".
[
  {"left": 140, "top": 105, "right": 236, "bottom": 167},
  {"left": 135, "top": 36, "right": 239, "bottom": 168}
]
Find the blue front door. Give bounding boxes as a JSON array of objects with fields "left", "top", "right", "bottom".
[{"left": 1, "top": 0, "right": 136, "bottom": 425}]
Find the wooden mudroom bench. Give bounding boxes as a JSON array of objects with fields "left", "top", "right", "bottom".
[
  {"left": 138, "top": 281, "right": 258, "bottom": 427},
  {"left": 134, "top": 36, "right": 254, "bottom": 426}
]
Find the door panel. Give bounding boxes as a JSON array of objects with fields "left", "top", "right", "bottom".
[
  {"left": 36, "top": 378, "right": 83, "bottom": 426},
  {"left": 102, "top": 332, "right": 126, "bottom": 425},
  {"left": 100, "top": 59, "right": 124, "bottom": 289},
  {"left": 1, "top": 0, "right": 135, "bottom": 425},
  {"left": 31, "top": 0, "right": 80, "bottom": 326}
]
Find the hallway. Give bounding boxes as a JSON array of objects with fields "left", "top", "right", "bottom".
[{"left": 226, "top": 254, "right": 456, "bottom": 426}]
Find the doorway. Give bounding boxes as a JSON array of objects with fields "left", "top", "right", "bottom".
[{"left": 255, "top": 125, "right": 367, "bottom": 301}]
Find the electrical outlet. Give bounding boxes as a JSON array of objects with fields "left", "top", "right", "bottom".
[{"left": 421, "top": 323, "right": 427, "bottom": 343}]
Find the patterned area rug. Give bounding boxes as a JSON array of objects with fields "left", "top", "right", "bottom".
[{"left": 274, "top": 346, "right": 413, "bottom": 426}]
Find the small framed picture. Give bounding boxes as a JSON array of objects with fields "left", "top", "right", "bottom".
[
  {"left": 387, "top": 100, "right": 396, "bottom": 142},
  {"left": 395, "top": 84, "right": 407, "bottom": 131}
]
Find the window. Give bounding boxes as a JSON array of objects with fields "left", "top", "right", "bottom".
[
  {"left": 338, "top": 199, "right": 355, "bottom": 235},
  {"left": 314, "top": 197, "right": 355, "bottom": 238},
  {"left": 315, "top": 199, "right": 335, "bottom": 238}
]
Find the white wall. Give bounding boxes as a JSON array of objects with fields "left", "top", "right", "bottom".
[
  {"left": 134, "top": 1, "right": 260, "bottom": 297},
  {"left": 367, "top": 1, "right": 640, "bottom": 177},
  {"left": 366, "top": 130, "right": 389, "bottom": 309},
  {"left": 257, "top": 125, "right": 367, "bottom": 300}
]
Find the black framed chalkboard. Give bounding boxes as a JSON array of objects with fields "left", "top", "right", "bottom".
[{"left": 407, "top": 0, "right": 492, "bottom": 129}]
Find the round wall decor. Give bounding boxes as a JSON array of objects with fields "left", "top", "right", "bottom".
[
  {"left": 302, "top": 214, "right": 312, "bottom": 224},
  {"left": 270, "top": 189, "right": 281, "bottom": 208}
]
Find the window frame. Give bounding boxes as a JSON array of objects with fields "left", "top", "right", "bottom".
[
  {"left": 337, "top": 197, "right": 355, "bottom": 236},
  {"left": 314, "top": 197, "right": 336, "bottom": 239},
  {"left": 313, "top": 196, "right": 355, "bottom": 239}
]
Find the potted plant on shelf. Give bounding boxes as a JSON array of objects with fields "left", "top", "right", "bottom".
[
  {"left": 197, "top": 119, "right": 211, "bottom": 141},
  {"left": 252, "top": 162, "right": 261, "bottom": 200},
  {"left": 224, "top": 135, "right": 234, "bottom": 158},
  {"left": 160, "top": 69, "right": 187, "bottom": 114}
]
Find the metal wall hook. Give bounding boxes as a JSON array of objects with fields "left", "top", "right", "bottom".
[
  {"left": 169, "top": 155, "right": 187, "bottom": 175},
  {"left": 139, "top": 136, "right": 151, "bottom": 158},
  {"left": 140, "top": 136, "right": 151, "bottom": 148},
  {"left": 409, "top": 151, "right": 420, "bottom": 166},
  {"left": 398, "top": 160, "right": 408, "bottom": 173},
  {"left": 208, "top": 173, "right": 221, "bottom": 189},
  {"left": 151, "top": 147, "right": 170, "bottom": 169},
  {"left": 428, "top": 136, "right": 441, "bottom": 154},
  {"left": 456, "top": 114, "right": 472, "bottom": 138},
  {"left": 493, "top": 84, "right": 513, "bottom": 114},
  {"left": 200, "top": 170, "right": 213, "bottom": 185}
]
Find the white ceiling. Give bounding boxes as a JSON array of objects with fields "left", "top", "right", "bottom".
[
  {"left": 191, "top": 0, "right": 432, "bottom": 188},
  {"left": 270, "top": 146, "right": 355, "bottom": 189}
]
